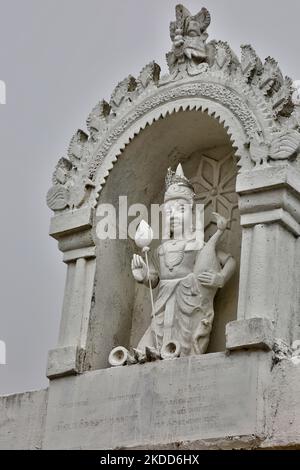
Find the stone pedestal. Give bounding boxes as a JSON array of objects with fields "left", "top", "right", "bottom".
[{"left": 43, "top": 352, "right": 271, "bottom": 449}]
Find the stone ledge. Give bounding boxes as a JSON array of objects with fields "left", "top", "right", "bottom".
[
  {"left": 63, "top": 246, "right": 96, "bottom": 263},
  {"left": 226, "top": 318, "right": 274, "bottom": 351},
  {"left": 49, "top": 207, "right": 93, "bottom": 239},
  {"left": 240, "top": 208, "right": 300, "bottom": 236}
]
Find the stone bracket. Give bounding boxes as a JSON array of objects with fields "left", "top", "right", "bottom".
[
  {"left": 226, "top": 318, "right": 274, "bottom": 351},
  {"left": 46, "top": 346, "right": 86, "bottom": 379},
  {"left": 236, "top": 164, "right": 300, "bottom": 195},
  {"left": 49, "top": 207, "right": 94, "bottom": 239}
]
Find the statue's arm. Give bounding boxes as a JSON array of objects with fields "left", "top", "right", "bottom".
[
  {"left": 217, "top": 251, "right": 236, "bottom": 287},
  {"left": 142, "top": 258, "right": 159, "bottom": 288},
  {"left": 198, "top": 250, "right": 236, "bottom": 288}
]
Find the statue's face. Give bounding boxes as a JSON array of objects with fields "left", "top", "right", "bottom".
[
  {"left": 183, "top": 20, "right": 207, "bottom": 59},
  {"left": 186, "top": 20, "right": 201, "bottom": 37},
  {"left": 171, "top": 19, "right": 207, "bottom": 62},
  {"left": 163, "top": 198, "right": 193, "bottom": 238}
]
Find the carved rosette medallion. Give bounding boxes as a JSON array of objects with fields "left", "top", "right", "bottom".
[{"left": 191, "top": 151, "right": 238, "bottom": 231}]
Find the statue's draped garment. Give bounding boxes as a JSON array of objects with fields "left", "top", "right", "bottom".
[{"left": 138, "top": 235, "right": 230, "bottom": 355}]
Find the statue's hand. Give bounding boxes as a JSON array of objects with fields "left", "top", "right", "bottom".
[
  {"left": 131, "top": 254, "right": 148, "bottom": 282},
  {"left": 198, "top": 271, "right": 224, "bottom": 288}
]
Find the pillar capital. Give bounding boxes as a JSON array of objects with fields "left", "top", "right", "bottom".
[{"left": 237, "top": 164, "right": 300, "bottom": 236}]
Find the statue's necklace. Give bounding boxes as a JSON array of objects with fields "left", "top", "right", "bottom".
[{"left": 163, "top": 240, "right": 186, "bottom": 272}]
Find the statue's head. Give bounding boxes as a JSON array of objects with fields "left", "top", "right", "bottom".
[
  {"left": 167, "top": 5, "right": 211, "bottom": 71},
  {"left": 164, "top": 164, "right": 195, "bottom": 237}
]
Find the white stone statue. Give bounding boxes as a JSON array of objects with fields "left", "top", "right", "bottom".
[{"left": 109, "top": 164, "right": 236, "bottom": 366}]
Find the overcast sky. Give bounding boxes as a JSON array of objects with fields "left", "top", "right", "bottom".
[{"left": 0, "top": 0, "right": 300, "bottom": 395}]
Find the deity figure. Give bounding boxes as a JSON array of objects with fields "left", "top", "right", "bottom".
[
  {"left": 109, "top": 164, "right": 236, "bottom": 366},
  {"left": 166, "top": 4, "right": 212, "bottom": 76}
]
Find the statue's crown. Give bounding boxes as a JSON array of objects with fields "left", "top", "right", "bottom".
[{"left": 164, "top": 164, "right": 195, "bottom": 202}]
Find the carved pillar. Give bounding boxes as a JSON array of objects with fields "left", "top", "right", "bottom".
[
  {"left": 226, "top": 164, "right": 300, "bottom": 351},
  {"left": 46, "top": 207, "right": 96, "bottom": 379}
]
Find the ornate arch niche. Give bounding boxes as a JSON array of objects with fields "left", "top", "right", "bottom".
[
  {"left": 89, "top": 108, "right": 241, "bottom": 367},
  {"left": 46, "top": 5, "right": 300, "bottom": 379}
]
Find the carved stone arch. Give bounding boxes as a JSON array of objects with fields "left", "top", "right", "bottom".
[
  {"left": 87, "top": 78, "right": 274, "bottom": 209},
  {"left": 91, "top": 89, "right": 251, "bottom": 205}
]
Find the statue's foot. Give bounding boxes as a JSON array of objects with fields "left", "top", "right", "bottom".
[
  {"left": 145, "top": 346, "right": 161, "bottom": 362},
  {"left": 126, "top": 350, "right": 138, "bottom": 365},
  {"left": 132, "top": 348, "right": 146, "bottom": 364}
]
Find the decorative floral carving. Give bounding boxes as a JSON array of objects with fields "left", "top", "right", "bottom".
[
  {"left": 238, "top": 45, "right": 294, "bottom": 119},
  {"left": 240, "top": 44, "right": 262, "bottom": 81},
  {"left": 249, "top": 128, "right": 300, "bottom": 166},
  {"left": 249, "top": 138, "right": 269, "bottom": 166},
  {"left": 47, "top": 158, "right": 72, "bottom": 210},
  {"left": 110, "top": 75, "right": 137, "bottom": 113},
  {"left": 259, "top": 57, "right": 282, "bottom": 95},
  {"left": 292, "top": 80, "right": 300, "bottom": 106},
  {"left": 68, "top": 129, "right": 88, "bottom": 168},
  {"left": 271, "top": 76, "right": 294, "bottom": 118},
  {"left": 270, "top": 129, "right": 300, "bottom": 160},
  {"left": 212, "top": 41, "right": 237, "bottom": 72},
  {"left": 46, "top": 152, "right": 96, "bottom": 211},
  {"left": 190, "top": 151, "right": 238, "bottom": 229},
  {"left": 86, "top": 100, "right": 111, "bottom": 142},
  {"left": 137, "top": 61, "right": 161, "bottom": 90},
  {"left": 92, "top": 82, "right": 259, "bottom": 173}
]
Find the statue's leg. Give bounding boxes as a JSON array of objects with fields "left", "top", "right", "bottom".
[
  {"left": 137, "top": 310, "right": 164, "bottom": 353},
  {"left": 136, "top": 326, "right": 155, "bottom": 352},
  {"left": 194, "top": 335, "right": 210, "bottom": 354},
  {"left": 192, "top": 311, "right": 214, "bottom": 354},
  {"left": 162, "top": 295, "right": 176, "bottom": 348}
]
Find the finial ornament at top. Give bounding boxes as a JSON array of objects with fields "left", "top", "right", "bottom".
[{"left": 167, "top": 4, "right": 211, "bottom": 75}]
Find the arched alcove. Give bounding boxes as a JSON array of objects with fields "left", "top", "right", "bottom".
[{"left": 85, "top": 109, "right": 241, "bottom": 369}]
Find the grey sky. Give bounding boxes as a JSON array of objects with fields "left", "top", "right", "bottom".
[{"left": 0, "top": 0, "right": 299, "bottom": 395}]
